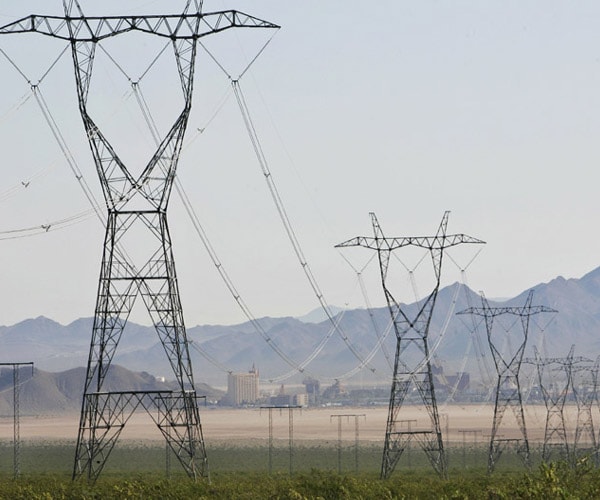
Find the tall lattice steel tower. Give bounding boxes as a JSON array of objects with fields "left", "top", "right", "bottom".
[
  {"left": 0, "top": 1, "right": 278, "bottom": 482},
  {"left": 457, "top": 291, "right": 557, "bottom": 472},
  {"left": 572, "top": 356, "right": 599, "bottom": 464},
  {"left": 336, "top": 211, "right": 484, "bottom": 479},
  {"left": 527, "top": 346, "right": 574, "bottom": 463}
]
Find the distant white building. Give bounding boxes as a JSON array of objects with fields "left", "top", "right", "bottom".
[
  {"left": 227, "top": 365, "right": 259, "bottom": 406},
  {"left": 293, "top": 392, "right": 308, "bottom": 407}
]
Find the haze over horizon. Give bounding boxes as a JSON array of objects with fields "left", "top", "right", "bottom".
[{"left": 1, "top": 1, "right": 599, "bottom": 327}]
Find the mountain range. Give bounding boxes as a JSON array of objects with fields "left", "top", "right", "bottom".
[
  {"left": 0, "top": 364, "right": 223, "bottom": 416},
  {"left": 2, "top": 266, "right": 600, "bottom": 392}
]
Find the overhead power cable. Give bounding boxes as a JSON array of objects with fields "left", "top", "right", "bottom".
[
  {"left": 338, "top": 252, "right": 394, "bottom": 371},
  {"left": 32, "top": 88, "right": 105, "bottom": 223},
  {"left": 0, "top": 164, "right": 55, "bottom": 204},
  {"left": 439, "top": 250, "right": 492, "bottom": 404},
  {"left": 0, "top": 44, "right": 105, "bottom": 223},
  {"left": 102, "top": 43, "right": 300, "bottom": 378},
  {"left": 0, "top": 43, "right": 148, "bottom": 309},
  {"left": 189, "top": 341, "right": 231, "bottom": 375},
  {"left": 0, "top": 209, "right": 95, "bottom": 240},
  {"left": 206, "top": 29, "right": 438, "bottom": 382},
  {"left": 135, "top": 75, "right": 357, "bottom": 382},
  {"left": 175, "top": 26, "right": 392, "bottom": 382},
  {"left": 113, "top": 40, "right": 377, "bottom": 383},
  {"left": 123, "top": 69, "right": 319, "bottom": 379},
  {"left": 232, "top": 80, "right": 379, "bottom": 375},
  {"left": 0, "top": 91, "right": 32, "bottom": 129},
  {"left": 0, "top": 44, "right": 105, "bottom": 227}
]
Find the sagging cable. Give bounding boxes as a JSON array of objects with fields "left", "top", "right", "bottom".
[{"left": 233, "top": 80, "right": 378, "bottom": 374}]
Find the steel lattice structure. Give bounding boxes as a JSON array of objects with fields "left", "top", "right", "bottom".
[
  {"left": 526, "top": 346, "right": 575, "bottom": 463},
  {"left": 336, "top": 211, "right": 484, "bottom": 479},
  {"left": 570, "top": 357, "right": 597, "bottom": 464},
  {"left": 0, "top": 363, "right": 34, "bottom": 479},
  {"left": 457, "top": 291, "right": 557, "bottom": 472},
  {"left": 0, "top": 1, "right": 278, "bottom": 482}
]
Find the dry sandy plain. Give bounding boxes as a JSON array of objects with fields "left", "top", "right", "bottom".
[{"left": 0, "top": 404, "right": 586, "bottom": 447}]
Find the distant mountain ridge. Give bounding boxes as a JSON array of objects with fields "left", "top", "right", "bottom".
[
  {"left": 0, "top": 365, "right": 223, "bottom": 416},
  {"left": 2, "top": 266, "right": 600, "bottom": 388}
]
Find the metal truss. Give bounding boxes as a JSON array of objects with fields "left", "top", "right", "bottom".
[
  {"left": 0, "top": 2, "right": 278, "bottom": 483},
  {"left": 78, "top": 391, "right": 205, "bottom": 479},
  {"left": 0, "top": 11, "right": 278, "bottom": 42},
  {"left": 457, "top": 290, "right": 557, "bottom": 473},
  {"left": 526, "top": 346, "right": 574, "bottom": 463},
  {"left": 337, "top": 211, "right": 484, "bottom": 479},
  {"left": 571, "top": 357, "right": 598, "bottom": 465},
  {"left": 0, "top": 363, "right": 34, "bottom": 479},
  {"left": 489, "top": 438, "right": 529, "bottom": 469}
]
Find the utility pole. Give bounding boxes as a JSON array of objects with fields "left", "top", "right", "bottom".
[
  {"left": 337, "top": 211, "right": 484, "bottom": 479},
  {"left": 261, "top": 405, "right": 301, "bottom": 475},
  {"left": 458, "top": 291, "right": 557, "bottom": 472},
  {"left": 0, "top": 2, "right": 278, "bottom": 483},
  {"left": 330, "top": 414, "right": 366, "bottom": 473},
  {"left": 0, "top": 362, "right": 33, "bottom": 479},
  {"left": 458, "top": 429, "right": 481, "bottom": 469}
]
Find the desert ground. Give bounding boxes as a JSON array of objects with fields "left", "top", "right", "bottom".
[{"left": 0, "top": 404, "right": 586, "bottom": 446}]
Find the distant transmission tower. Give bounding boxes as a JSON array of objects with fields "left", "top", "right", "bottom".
[
  {"left": 337, "top": 211, "right": 484, "bottom": 479},
  {"left": 0, "top": 2, "right": 278, "bottom": 482},
  {"left": 0, "top": 362, "right": 33, "bottom": 479},
  {"left": 457, "top": 291, "right": 557, "bottom": 472},
  {"left": 527, "top": 346, "right": 575, "bottom": 463},
  {"left": 572, "top": 356, "right": 599, "bottom": 464}
]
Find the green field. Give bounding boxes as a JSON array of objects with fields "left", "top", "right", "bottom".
[{"left": 0, "top": 441, "right": 598, "bottom": 498}]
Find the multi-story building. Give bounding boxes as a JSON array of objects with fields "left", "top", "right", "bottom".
[{"left": 227, "top": 365, "right": 259, "bottom": 406}]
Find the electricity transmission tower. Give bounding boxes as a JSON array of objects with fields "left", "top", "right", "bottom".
[
  {"left": 0, "top": 362, "right": 33, "bottom": 479},
  {"left": 457, "top": 291, "right": 557, "bottom": 472},
  {"left": 0, "top": 2, "right": 278, "bottom": 482},
  {"left": 337, "top": 211, "right": 484, "bottom": 479},
  {"left": 527, "top": 346, "right": 574, "bottom": 462},
  {"left": 572, "top": 356, "right": 599, "bottom": 464}
]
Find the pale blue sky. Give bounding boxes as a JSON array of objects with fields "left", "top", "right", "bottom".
[{"left": 0, "top": 1, "right": 599, "bottom": 327}]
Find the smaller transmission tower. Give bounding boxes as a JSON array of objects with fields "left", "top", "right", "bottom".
[
  {"left": 457, "top": 291, "right": 557, "bottom": 473},
  {"left": 571, "top": 356, "right": 598, "bottom": 464},
  {"left": 526, "top": 346, "right": 574, "bottom": 463},
  {"left": 0, "top": 362, "right": 34, "bottom": 479},
  {"left": 337, "top": 211, "right": 484, "bottom": 479}
]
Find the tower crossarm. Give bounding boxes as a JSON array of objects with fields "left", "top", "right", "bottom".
[
  {"left": 335, "top": 234, "right": 484, "bottom": 252},
  {"left": 569, "top": 357, "right": 592, "bottom": 365},
  {"left": 457, "top": 305, "right": 557, "bottom": 318},
  {"left": 524, "top": 356, "right": 582, "bottom": 367},
  {"left": 524, "top": 344, "right": 575, "bottom": 368},
  {"left": 0, "top": 11, "right": 279, "bottom": 42}
]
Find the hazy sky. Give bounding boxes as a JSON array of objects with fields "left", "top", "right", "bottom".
[{"left": 0, "top": 1, "right": 599, "bottom": 327}]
